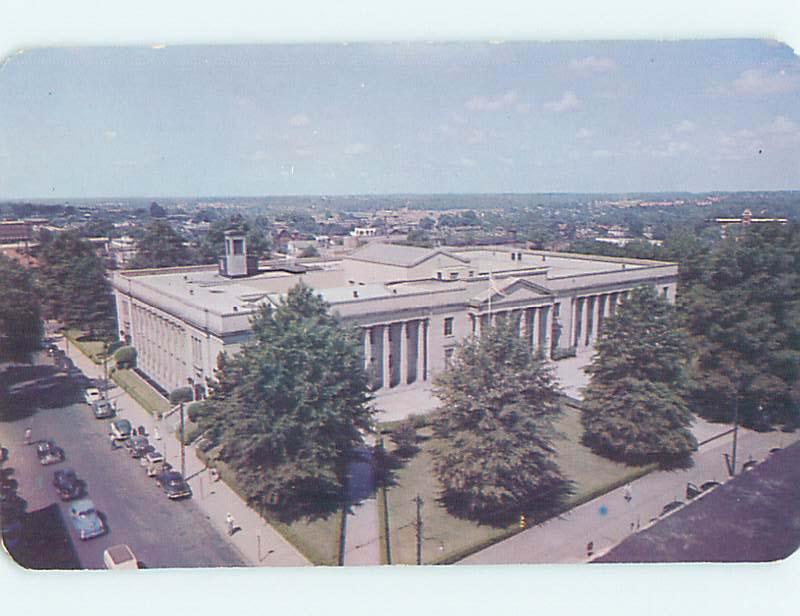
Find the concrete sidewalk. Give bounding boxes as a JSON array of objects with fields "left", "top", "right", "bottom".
[{"left": 58, "top": 336, "right": 310, "bottom": 568}]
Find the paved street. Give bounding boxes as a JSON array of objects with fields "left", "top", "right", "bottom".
[
  {"left": 1, "top": 352, "right": 244, "bottom": 569},
  {"left": 460, "top": 425, "right": 800, "bottom": 564}
]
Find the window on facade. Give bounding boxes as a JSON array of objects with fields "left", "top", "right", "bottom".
[
  {"left": 233, "top": 239, "right": 244, "bottom": 255},
  {"left": 445, "top": 348, "right": 455, "bottom": 367},
  {"left": 449, "top": 272, "right": 459, "bottom": 280},
  {"left": 554, "top": 302, "right": 560, "bottom": 317},
  {"left": 444, "top": 317, "right": 454, "bottom": 336},
  {"left": 663, "top": 286, "right": 669, "bottom": 299},
  {"left": 437, "top": 271, "right": 443, "bottom": 280}
]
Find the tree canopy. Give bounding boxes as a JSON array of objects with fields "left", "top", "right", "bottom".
[
  {"left": 431, "top": 317, "right": 567, "bottom": 524},
  {"left": 195, "top": 214, "right": 272, "bottom": 264},
  {"left": 0, "top": 254, "right": 42, "bottom": 359},
  {"left": 581, "top": 286, "right": 697, "bottom": 465},
  {"left": 36, "top": 231, "right": 116, "bottom": 338},
  {"left": 193, "top": 284, "right": 373, "bottom": 520},
  {"left": 683, "top": 225, "right": 800, "bottom": 429},
  {"left": 131, "top": 220, "right": 195, "bottom": 269}
]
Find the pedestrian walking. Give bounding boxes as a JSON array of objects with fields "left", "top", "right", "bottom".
[
  {"left": 226, "top": 512, "right": 235, "bottom": 536},
  {"left": 623, "top": 483, "right": 632, "bottom": 503},
  {"left": 586, "top": 541, "right": 594, "bottom": 558},
  {"left": 24, "top": 428, "right": 32, "bottom": 445}
]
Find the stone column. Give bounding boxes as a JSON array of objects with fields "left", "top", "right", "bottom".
[
  {"left": 530, "top": 308, "right": 539, "bottom": 352},
  {"left": 581, "top": 297, "right": 590, "bottom": 347},
  {"left": 591, "top": 295, "right": 601, "bottom": 343},
  {"left": 419, "top": 319, "right": 428, "bottom": 381},
  {"left": 400, "top": 321, "right": 409, "bottom": 386},
  {"left": 540, "top": 305, "right": 551, "bottom": 358},
  {"left": 518, "top": 309, "right": 527, "bottom": 339},
  {"left": 382, "top": 324, "right": 391, "bottom": 389},
  {"left": 603, "top": 293, "right": 612, "bottom": 319},
  {"left": 364, "top": 327, "right": 372, "bottom": 372}
]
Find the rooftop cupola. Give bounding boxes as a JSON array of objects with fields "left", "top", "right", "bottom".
[{"left": 219, "top": 229, "right": 258, "bottom": 277}]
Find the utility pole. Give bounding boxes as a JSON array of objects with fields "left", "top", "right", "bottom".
[
  {"left": 103, "top": 343, "right": 109, "bottom": 395},
  {"left": 413, "top": 493, "right": 423, "bottom": 565},
  {"left": 180, "top": 401, "right": 186, "bottom": 478},
  {"left": 731, "top": 394, "right": 739, "bottom": 476}
]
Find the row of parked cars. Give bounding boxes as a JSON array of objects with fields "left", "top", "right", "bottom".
[{"left": 106, "top": 414, "right": 192, "bottom": 500}]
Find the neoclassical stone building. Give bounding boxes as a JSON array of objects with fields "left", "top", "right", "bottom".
[{"left": 111, "top": 234, "right": 678, "bottom": 397}]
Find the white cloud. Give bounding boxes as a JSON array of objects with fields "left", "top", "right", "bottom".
[
  {"left": 543, "top": 91, "right": 580, "bottom": 113},
  {"left": 460, "top": 158, "right": 477, "bottom": 168},
  {"left": 288, "top": 114, "right": 310, "bottom": 127},
  {"left": 717, "top": 116, "right": 800, "bottom": 161},
  {"left": 591, "top": 149, "right": 616, "bottom": 159},
  {"left": 766, "top": 115, "right": 800, "bottom": 134},
  {"left": 103, "top": 130, "right": 117, "bottom": 140},
  {"left": 569, "top": 56, "right": 616, "bottom": 73},
  {"left": 651, "top": 140, "right": 693, "bottom": 158},
  {"left": 464, "top": 90, "right": 519, "bottom": 112},
  {"left": 294, "top": 148, "right": 314, "bottom": 158},
  {"left": 576, "top": 128, "right": 593, "bottom": 140},
  {"left": 515, "top": 102, "right": 531, "bottom": 113},
  {"left": 730, "top": 68, "right": 800, "bottom": 96},
  {"left": 344, "top": 143, "right": 369, "bottom": 155},
  {"left": 675, "top": 120, "right": 696, "bottom": 133}
]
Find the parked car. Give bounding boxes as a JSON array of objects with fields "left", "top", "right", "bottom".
[
  {"left": 69, "top": 498, "right": 105, "bottom": 540},
  {"left": 36, "top": 440, "right": 65, "bottom": 465},
  {"left": 660, "top": 501, "right": 684, "bottom": 517},
  {"left": 700, "top": 480, "right": 721, "bottom": 492},
  {"left": 103, "top": 544, "right": 139, "bottom": 570},
  {"left": 145, "top": 452, "right": 167, "bottom": 476},
  {"left": 92, "top": 400, "right": 115, "bottom": 419},
  {"left": 109, "top": 419, "right": 133, "bottom": 441},
  {"left": 742, "top": 460, "right": 758, "bottom": 472},
  {"left": 155, "top": 470, "right": 192, "bottom": 500},
  {"left": 84, "top": 387, "right": 102, "bottom": 405},
  {"left": 126, "top": 436, "right": 152, "bottom": 459},
  {"left": 53, "top": 468, "right": 83, "bottom": 500}
]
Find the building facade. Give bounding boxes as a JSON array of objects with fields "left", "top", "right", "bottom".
[{"left": 111, "top": 239, "right": 678, "bottom": 396}]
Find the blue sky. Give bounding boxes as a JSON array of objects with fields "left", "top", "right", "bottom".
[{"left": 0, "top": 40, "right": 798, "bottom": 198}]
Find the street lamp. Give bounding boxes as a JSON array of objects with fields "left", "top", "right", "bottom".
[{"left": 730, "top": 393, "right": 738, "bottom": 477}]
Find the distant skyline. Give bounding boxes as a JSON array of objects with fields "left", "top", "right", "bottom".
[{"left": 1, "top": 40, "right": 799, "bottom": 199}]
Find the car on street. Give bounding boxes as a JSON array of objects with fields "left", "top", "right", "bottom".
[
  {"left": 155, "top": 470, "right": 192, "bottom": 500},
  {"left": 68, "top": 498, "right": 105, "bottom": 540},
  {"left": 103, "top": 544, "right": 139, "bottom": 570},
  {"left": 84, "top": 387, "right": 102, "bottom": 405},
  {"left": 36, "top": 440, "right": 65, "bottom": 465},
  {"left": 92, "top": 399, "right": 115, "bottom": 419},
  {"left": 53, "top": 468, "right": 83, "bottom": 500},
  {"left": 145, "top": 451, "right": 167, "bottom": 476},
  {"left": 125, "top": 436, "right": 152, "bottom": 459},
  {"left": 700, "top": 480, "right": 721, "bottom": 492},
  {"left": 109, "top": 419, "right": 133, "bottom": 441},
  {"left": 742, "top": 460, "right": 758, "bottom": 472},
  {"left": 660, "top": 501, "right": 684, "bottom": 517}
]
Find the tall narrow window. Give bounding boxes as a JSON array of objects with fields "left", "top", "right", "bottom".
[{"left": 444, "top": 317, "right": 454, "bottom": 336}]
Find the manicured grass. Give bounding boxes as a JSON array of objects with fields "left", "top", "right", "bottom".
[
  {"left": 204, "top": 456, "right": 342, "bottom": 566},
  {"left": 64, "top": 329, "right": 107, "bottom": 364},
  {"left": 111, "top": 368, "right": 171, "bottom": 417},
  {"left": 382, "top": 402, "right": 654, "bottom": 564}
]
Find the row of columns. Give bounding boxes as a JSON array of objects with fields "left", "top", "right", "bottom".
[
  {"left": 471, "top": 305, "right": 553, "bottom": 357},
  {"left": 130, "top": 302, "right": 190, "bottom": 391},
  {"left": 363, "top": 319, "right": 428, "bottom": 390},
  {"left": 571, "top": 290, "right": 629, "bottom": 349}
]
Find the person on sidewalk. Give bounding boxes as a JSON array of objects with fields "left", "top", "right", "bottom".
[
  {"left": 226, "top": 512, "right": 235, "bottom": 536},
  {"left": 623, "top": 483, "right": 633, "bottom": 503},
  {"left": 24, "top": 428, "right": 32, "bottom": 445}
]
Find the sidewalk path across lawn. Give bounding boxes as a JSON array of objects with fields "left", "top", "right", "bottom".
[{"left": 57, "top": 336, "right": 310, "bottom": 568}]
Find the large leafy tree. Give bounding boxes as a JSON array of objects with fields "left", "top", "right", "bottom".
[
  {"left": 581, "top": 286, "right": 697, "bottom": 465},
  {"left": 684, "top": 225, "right": 800, "bottom": 429},
  {"left": 131, "top": 220, "right": 195, "bottom": 268},
  {"left": 431, "top": 317, "right": 567, "bottom": 525},
  {"left": 36, "top": 231, "right": 116, "bottom": 338},
  {"left": 0, "top": 254, "right": 42, "bottom": 359},
  {"left": 193, "top": 284, "right": 373, "bottom": 519}
]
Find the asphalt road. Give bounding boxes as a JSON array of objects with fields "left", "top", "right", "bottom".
[{"left": 1, "top": 351, "right": 244, "bottom": 570}]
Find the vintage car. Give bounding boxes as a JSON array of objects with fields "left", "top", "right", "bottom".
[
  {"left": 36, "top": 440, "right": 65, "bottom": 465},
  {"left": 109, "top": 419, "right": 133, "bottom": 441},
  {"left": 84, "top": 387, "right": 102, "bottom": 405},
  {"left": 155, "top": 470, "right": 192, "bottom": 500},
  {"left": 92, "top": 400, "right": 115, "bottom": 419},
  {"left": 103, "top": 544, "right": 139, "bottom": 570},
  {"left": 69, "top": 498, "right": 105, "bottom": 540},
  {"left": 126, "top": 436, "right": 153, "bottom": 459},
  {"left": 145, "top": 451, "right": 168, "bottom": 476},
  {"left": 53, "top": 468, "right": 83, "bottom": 500}
]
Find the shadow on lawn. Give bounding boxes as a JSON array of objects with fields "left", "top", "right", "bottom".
[{"left": 1, "top": 363, "right": 80, "bottom": 421}]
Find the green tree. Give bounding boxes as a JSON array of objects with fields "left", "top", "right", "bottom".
[
  {"left": 581, "top": 286, "right": 697, "bottom": 465},
  {"left": 131, "top": 220, "right": 195, "bottom": 268},
  {"left": 431, "top": 318, "right": 567, "bottom": 524},
  {"left": 0, "top": 254, "right": 42, "bottom": 359},
  {"left": 36, "top": 231, "right": 116, "bottom": 338},
  {"left": 193, "top": 284, "right": 373, "bottom": 519},
  {"left": 684, "top": 225, "right": 800, "bottom": 429}
]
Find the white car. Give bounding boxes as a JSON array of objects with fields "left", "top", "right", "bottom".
[
  {"left": 84, "top": 387, "right": 102, "bottom": 405},
  {"left": 103, "top": 544, "right": 139, "bottom": 570}
]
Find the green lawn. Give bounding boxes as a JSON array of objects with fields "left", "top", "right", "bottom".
[
  {"left": 111, "top": 368, "right": 171, "bottom": 416},
  {"left": 207, "top": 457, "right": 342, "bottom": 566},
  {"left": 382, "top": 402, "right": 653, "bottom": 564},
  {"left": 64, "top": 329, "right": 107, "bottom": 364}
]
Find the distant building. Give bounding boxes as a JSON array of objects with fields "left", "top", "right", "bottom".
[
  {"left": 350, "top": 226, "right": 378, "bottom": 237},
  {"left": 110, "top": 236, "right": 138, "bottom": 268},
  {"left": 0, "top": 220, "right": 33, "bottom": 244},
  {"left": 112, "top": 238, "right": 678, "bottom": 397}
]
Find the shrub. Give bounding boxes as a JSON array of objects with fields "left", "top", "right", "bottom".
[
  {"left": 390, "top": 419, "right": 419, "bottom": 458},
  {"left": 169, "top": 386, "right": 194, "bottom": 405},
  {"left": 551, "top": 346, "right": 577, "bottom": 361},
  {"left": 113, "top": 345, "right": 137, "bottom": 369}
]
